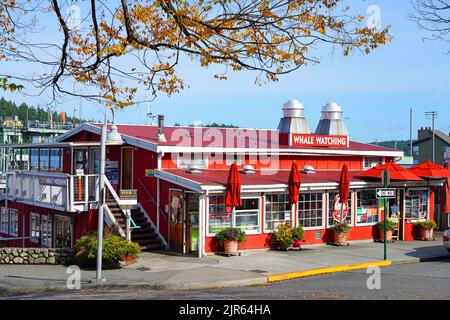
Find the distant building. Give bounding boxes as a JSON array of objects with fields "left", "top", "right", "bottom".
[{"left": 413, "top": 127, "right": 450, "bottom": 165}]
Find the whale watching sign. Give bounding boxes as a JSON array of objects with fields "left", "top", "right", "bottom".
[{"left": 289, "top": 134, "right": 349, "bottom": 148}]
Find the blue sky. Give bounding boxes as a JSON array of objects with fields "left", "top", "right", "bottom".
[{"left": 2, "top": 0, "right": 449, "bottom": 143}]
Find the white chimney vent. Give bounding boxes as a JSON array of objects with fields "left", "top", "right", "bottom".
[
  {"left": 301, "top": 165, "right": 316, "bottom": 174},
  {"left": 277, "top": 99, "right": 311, "bottom": 134},
  {"left": 315, "top": 102, "right": 348, "bottom": 136},
  {"left": 240, "top": 164, "right": 256, "bottom": 174},
  {"left": 186, "top": 164, "right": 203, "bottom": 174}
]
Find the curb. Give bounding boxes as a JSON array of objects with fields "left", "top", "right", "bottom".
[
  {"left": 267, "top": 260, "right": 392, "bottom": 283},
  {"left": 391, "top": 255, "right": 450, "bottom": 265}
]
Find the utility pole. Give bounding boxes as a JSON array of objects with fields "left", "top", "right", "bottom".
[
  {"left": 409, "top": 108, "right": 413, "bottom": 157},
  {"left": 425, "top": 111, "right": 438, "bottom": 163}
]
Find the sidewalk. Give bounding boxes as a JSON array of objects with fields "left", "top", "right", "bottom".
[{"left": 0, "top": 237, "right": 448, "bottom": 293}]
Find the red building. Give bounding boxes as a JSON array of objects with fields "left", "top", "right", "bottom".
[{"left": 0, "top": 101, "right": 440, "bottom": 257}]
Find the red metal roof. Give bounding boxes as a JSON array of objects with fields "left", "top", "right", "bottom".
[
  {"left": 161, "top": 169, "right": 369, "bottom": 187},
  {"left": 92, "top": 123, "right": 398, "bottom": 153}
]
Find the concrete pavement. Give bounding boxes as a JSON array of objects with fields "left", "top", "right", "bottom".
[{"left": 0, "top": 237, "right": 448, "bottom": 294}]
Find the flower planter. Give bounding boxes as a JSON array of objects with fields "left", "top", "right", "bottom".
[
  {"left": 334, "top": 231, "right": 349, "bottom": 246},
  {"left": 293, "top": 240, "right": 302, "bottom": 248},
  {"left": 223, "top": 240, "right": 239, "bottom": 254},
  {"left": 379, "top": 230, "right": 393, "bottom": 242},
  {"left": 417, "top": 228, "right": 434, "bottom": 241}
]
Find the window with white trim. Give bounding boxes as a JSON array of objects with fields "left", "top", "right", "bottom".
[
  {"left": 30, "top": 213, "right": 41, "bottom": 244},
  {"left": 9, "top": 209, "right": 18, "bottom": 236},
  {"left": 363, "top": 157, "right": 384, "bottom": 169},
  {"left": 208, "top": 195, "right": 232, "bottom": 234},
  {"left": 1, "top": 207, "right": 9, "bottom": 234},
  {"left": 41, "top": 215, "right": 53, "bottom": 247},
  {"left": 265, "top": 194, "right": 291, "bottom": 231},
  {"left": 356, "top": 190, "right": 380, "bottom": 225},
  {"left": 235, "top": 198, "right": 260, "bottom": 233},
  {"left": 328, "top": 192, "right": 353, "bottom": 226},
  {"left": 298, "top": 193, "right": 324, "bottom": 228},
  {"left": 177, "top": 153, "right": 208, "bottom": 169},
  {"left": 405, "top": 189, "right": 428, "bottom": 220}
]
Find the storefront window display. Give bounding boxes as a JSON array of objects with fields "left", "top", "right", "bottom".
[
  {"left": 298, "top": 193, "right": 324, "bottom": 228},
  {"left": 356, "top": 190, "right": 380, "bottom": 224},
  {"left": 1, "top": 207, "right": 9, "bottom": 234},
  {"left": 265, "top": 193, "right": 291, "bottom": 231},
  {"left": 235, "top": 198, "right": 260, "bottom": 233},
  {"left": 9, "top": 209, "right": 18, "bottom": 236},
  {"left": 208, "top": 195, "right": 231, "bottom": 234},
  {"left": 328, "top": 192, "right": 352, "bottom": 226},
  {"left": 405, "top": 189, "right": 428, "bottom": 220},
  {"left": 30, "top": 213, "right": 40, "bottom": 244}
]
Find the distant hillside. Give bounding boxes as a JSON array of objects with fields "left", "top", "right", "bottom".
[
  {"left": 174, "top": 122, "right": 239, "bottom": 128},
  {"left": 0, "top": 97, "right": 83, "bottom": 123},
  {"left": 369, "top": 140, "right": 413, "bottom": 155}
]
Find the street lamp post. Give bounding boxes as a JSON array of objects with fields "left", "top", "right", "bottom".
[{"left": 95, "top": 107, "right": 123, "bottom": 283}]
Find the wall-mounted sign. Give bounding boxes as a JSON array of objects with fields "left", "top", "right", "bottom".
[
  {"left": 39, "top": 176, "right": 67, "bottom": 187},
  {"left": 145, "top": 169, "right": 155, "bottom": 177},
  {"left": 105, "top": 161, "right": 119, "bottom": 184},
  {"left": 332, "top": 194, "right": 348, "bottom": 222},
  {"left": 289, "top": 134, "right": 349, "bottom": 149},
  {"left": 120, "top": 189, "right": 137, "bottom": 200}
]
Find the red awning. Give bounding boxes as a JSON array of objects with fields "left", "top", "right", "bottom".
[
  {"left": 288, "top": 162, "right": 301, "bottom": 204},
  {"left": 359, "top": 162, "right": 422, "bottom": 181},
  {"left": 409, "top": 161, "right": 450, "bottom": 179},
  {"left": 225, "top": 162, "right": 242, "bottom": 208}
]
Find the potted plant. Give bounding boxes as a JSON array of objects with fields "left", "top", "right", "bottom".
[
  {"left": 274, "top": 223, "right": 294, "bottom": 250},
  {"left": 414, "top": 220, "right": 437, "bottom": 241},
  {"left": 329, "top": 222, "right": 350, "bottom": 246},
  {"left": 215, "top": 227, "right": 246, "bottom": 255},
  {"left": 292, "top": 225, "right": 305, "bottom": 248},
  {"left": 375, "top": 219, "right": 395, "bottom": 242}
]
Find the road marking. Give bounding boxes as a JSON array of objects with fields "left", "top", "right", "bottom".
[{"left": 267, "top": 260, "right": 392, "bottom": 283}]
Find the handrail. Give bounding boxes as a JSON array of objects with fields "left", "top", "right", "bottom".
[{"left": 138, "top": 177, "right": 167, "bottom": 218}]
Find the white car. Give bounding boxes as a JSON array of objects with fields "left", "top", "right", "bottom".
[{"left": 444, "top": 228, "right": 450, "bottom": 253}]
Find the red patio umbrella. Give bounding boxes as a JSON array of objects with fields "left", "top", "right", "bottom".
[
  {"left": 441, "top": 162, "right": 450, "bottom": 214},
  {"left": 409, "top": 161, "right": 450, "bottom": 179},
  {"left": 288, "top": 161, "right": 301, "bottom": 204},
  {"left": 225, "top": 162, "right": 242, "bottom": 208},
  {"left": 338, "top": 164, "right": 350, "bottom": 223},
  {"left": 358, "top": 162, "right": 422, "bottom": 181}
]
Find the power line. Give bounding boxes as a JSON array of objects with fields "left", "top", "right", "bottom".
[{"left": 425, "top": 111, "right": 438, "bottom": 163}]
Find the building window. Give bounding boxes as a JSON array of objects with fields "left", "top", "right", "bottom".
[
  {"left": 30, "top": 213, "right": 41, "bottom": 244},
  {"left": 41, "top": 215, "right": 53, "bottom": 247},
  {"left": 225, "top": 154, "right": 243, "bottom": 166},
  {"left": 265, "top": 194, "right": 291, "bottom": 232},
  {"left": 208, "top": 195, "right": 231, "bottom": 234},
  {"left": 235, "top": 198, "right": 260, "bottom": 233},
  {"left": 9, "top": 209, "right": 18, "bottom": 236},
  {"left": 328, "top": 192, "right": 353, "bottom": 226},
  {"left": 30, "top": 149, "right": 39, "bottom": 171},
  {"left": 363, "top": 157, "right": 384, "bottom": 169},
  {"left": 356, "top": 190, "right": 380, "bottom": 225},
  {"left": 49, "top": 148, "right": 62, "bottom": 172},
  {"left": 298, "top": 193, "right": 324, "bottom": 229},
  {"left": 413, "top": 146, "right": 420, "bottom": 157},
  {"left": 55, "top": 216, "right": 72, "bottom": 248},
  {"left": 39, "top": 148, "right": 50, "bottom": 171},
  {"left": 405, "top": 189, "right": 428, "bottom": 220},
  {"left": 177, "top": 154, "right": 208, "bottom": 169},
  {"left": 1, "top": 207, "right": 9, "bottom": 234}
]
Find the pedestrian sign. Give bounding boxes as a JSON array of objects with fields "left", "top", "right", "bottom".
[{"left": 376, "top": 188, "right": 396, "bottom": 199}]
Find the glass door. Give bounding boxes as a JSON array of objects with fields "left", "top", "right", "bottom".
[{"left": 186, "top": 193, "right": 199, "bottom": 253}]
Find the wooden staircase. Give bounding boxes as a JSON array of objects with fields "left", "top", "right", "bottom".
[{"left": 106, "top": 201, "right": 166, "bottom": 251}]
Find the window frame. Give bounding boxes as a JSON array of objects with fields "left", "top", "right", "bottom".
[
  {"left": 363, "top": 157, "right": 385, "bottom": 170},
  {"left": 54, "top": 215, "right": 73, "bottom": 248},
  {"left": 206, "top": 194, "right": 232, "bottom": 237},
  {"left": 9, "top": 209, "right": 18, "bottom": 236},
  {"left": 1, "top": 207, "right": 9, "bottom": 234},
  {"left": 263, "top": 193, "right": 293, "bottom": 233},
  {"left": 404, "top": 187, "right": 429, "bottom": 222},
  {"left": 297, "top": 192, "right": 326, "bottom": 230},
  {"left": 234, "top": 196, "right": 261, "bottom": 235},
  {"left": 327, "top": 191, "right": 355, "bottom": 227},
  {"left": 30, "top": 212, "right": 41, "bottom": 244},
  {"left": 355, "top": 189, "right": 380, "bottom": 226},
  {"left": 41, "top": 214, "right": 53, "bottom": 248}
]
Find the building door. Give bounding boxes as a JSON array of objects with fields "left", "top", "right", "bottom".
[
  {"left": 185, "top": 193, "right": 199, "bottom": 253},
  {"left": 73, "top": 149, "right": 88, "bottom": 175},
  {"left": 55, "top": 216, "right": 72, "bottom": 248},
  {"left": 169, "top": 190, "right": 184, "bottom": 252},
  {"left": 121, "top": 147, "right": 133, "bottom": 190}
]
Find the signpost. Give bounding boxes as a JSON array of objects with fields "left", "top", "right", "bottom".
[
  {"left": 376, "top": 188, "right": 396, "bottom": 199},
  {"left": 379, "top": 170, "right": 391, "bottom": 260}
]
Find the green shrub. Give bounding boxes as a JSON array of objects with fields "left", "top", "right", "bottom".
[
  {"left": 292, "top": 225, "right": 305, "bottom": 241},
  {"left": 274, "top": 223, "right": 294, "bottom": 247},
  {"left": 215, "top": 227, "right": 246, "bottom": 243},
  {"left": 415, "top": 220, "right": 437, "bottom": 230},
  {"left": 74, "top": 233, "right": 141, "bottom": 269},
  {"left": 375, "top": 220, "right": 395, "bottom": 232},
  {"left": 328, "top": 222, "right": 350, "bottom": 234}
]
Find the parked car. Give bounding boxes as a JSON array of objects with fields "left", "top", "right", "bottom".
[{"left": 444, "top": 228, "right": 450, "bottom": 253}]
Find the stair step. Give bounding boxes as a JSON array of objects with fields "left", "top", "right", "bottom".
[{"left": 131, "top": 233, "right": 158, "bottom": 240}]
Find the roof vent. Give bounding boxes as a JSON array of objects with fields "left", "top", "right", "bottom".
[
  {"left": 315, "top": 102, "right": 348, "bottom": 136},
  {"left": 240, "top": 164, "right": 256, "bottom": 174},
  {"left": 277, "top": 100, "right": 311, "bottom": 134},
  {"left": 186, "top": 164, "right": 203, "bottom": 174},
  {"left": 301, "top": 165, "right": 316, "bottom": 174}
]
